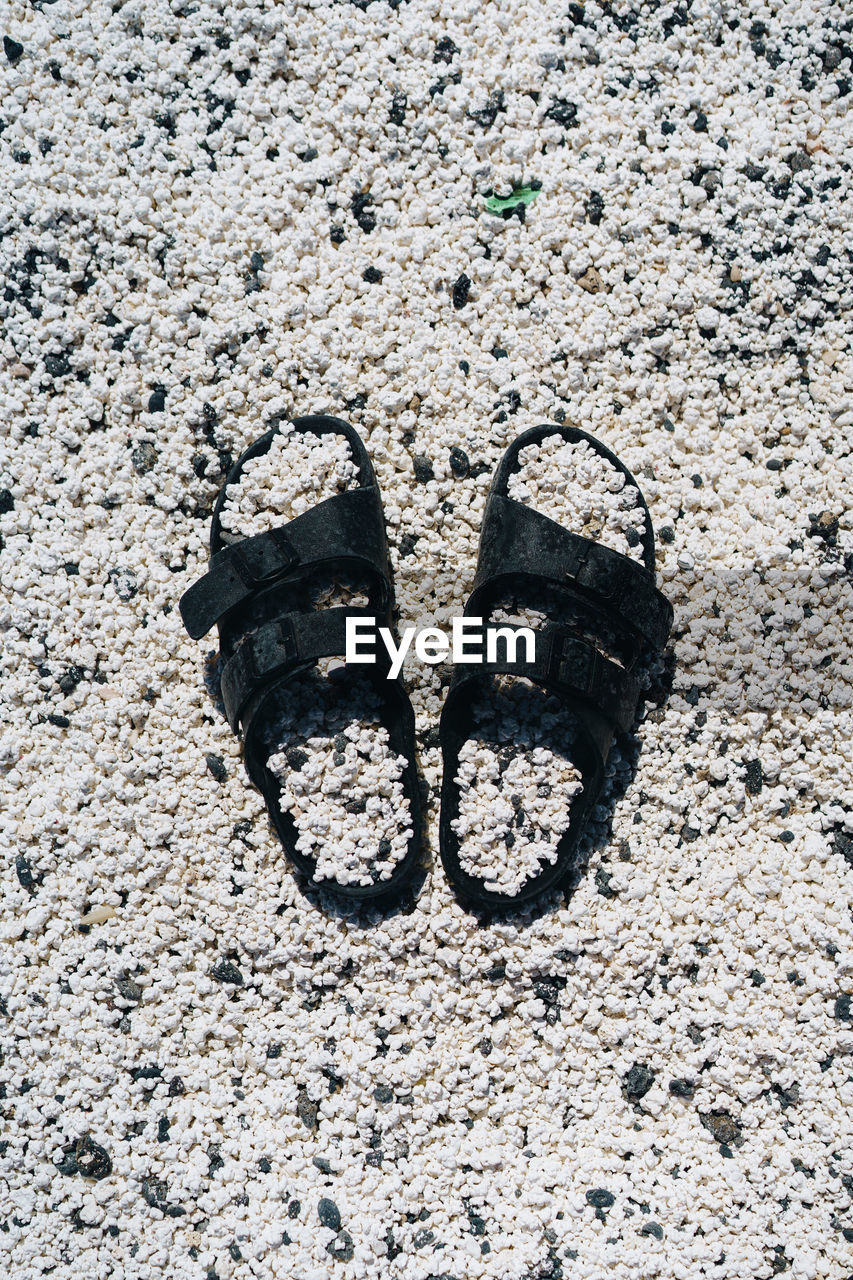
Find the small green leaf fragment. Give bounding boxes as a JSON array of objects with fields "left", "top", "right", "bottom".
[{"left": 484, "top": 186, "right": 542, "bottom": 213}]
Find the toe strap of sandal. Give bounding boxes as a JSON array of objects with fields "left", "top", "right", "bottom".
[
  {"left": 469, "top": 493, "right": 673, "bottom": 653},
  {"left": 219, "top": 606, "right": 392, "bottom": 734},
  {"left": 442, "top": 623, "right": 641, "bottom": 749},
  {"left": 179, "top": 486, "right": 390, "bottom": 640}
]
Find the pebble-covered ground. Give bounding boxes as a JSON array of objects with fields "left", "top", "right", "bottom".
[{"left": 2, "top": 0, "right": 853, "bottom": 1277}]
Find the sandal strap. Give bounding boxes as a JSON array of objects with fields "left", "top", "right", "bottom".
[
  {"left": 179, "top": 486, "right": 389, "bottom": 640},
  {"left": 469, "top": 493, "right": 673, "bottom": 651},
  {"left": 220, "top": 606, "right": 390, "bottom": 732},
  {"left": 444, "top": 623, "right": 641, "bottom": 737}
]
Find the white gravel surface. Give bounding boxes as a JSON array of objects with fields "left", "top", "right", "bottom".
[{"left": 2, "top": 2, "right": 853, "bottom": 1279}]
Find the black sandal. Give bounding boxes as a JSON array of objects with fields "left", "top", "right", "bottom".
[
  {"left": 179, "top": 415, "right": 423, "bottom": 903},
  {"left": 439, "top": 423, "right": 673, "bottom": 911}
]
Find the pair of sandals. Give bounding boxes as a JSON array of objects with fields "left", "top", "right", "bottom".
[{"left": 179, "top": 415, "right": 673, "bottom": 912}]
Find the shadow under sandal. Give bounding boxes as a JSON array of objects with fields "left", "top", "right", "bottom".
[
  {"left": 179, "top": 414, "right": 422, "bottom": 903},
  {"left": 439, "top": 422, "right": 674, "bottom": 912}
]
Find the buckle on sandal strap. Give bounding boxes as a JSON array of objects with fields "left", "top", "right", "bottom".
[
  {"left": 248, "top": 617, "right": 298, "bottom": 682},
  {"left": 547, "top": 631, "right": 603, "bottom": 700},
  {"left": 562, "top": 536, "right": 594, "bottom": 583},
  {"left": 230, "top": 529, "right": 297, "bottom": 588}
]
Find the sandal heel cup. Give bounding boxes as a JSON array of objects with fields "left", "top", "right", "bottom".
[
  {"left": 439, "top": 423, "right": 674, "bottom": 912},
  {"left": 179, "top": 415, "right": 423, "bottom": 902}
]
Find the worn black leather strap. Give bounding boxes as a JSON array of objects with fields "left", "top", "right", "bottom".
[
  {"left": 443, "top": 624, "right": 640, "bottom": 739},
  {"left": 219, "top": 606, "right": 390, "bottom": 732},
  {"left": 469, "top": 493, "right": 673, "bottom": 652},
  {"left": 180, "top": 487, "right": 388, "bottom": 640}
]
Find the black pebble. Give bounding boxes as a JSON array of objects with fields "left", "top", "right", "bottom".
[
  {"left": 15, "top": 854, "right": 34, "bottom": 889},
  {"left": 362, "top": 266, "right": 383, "bottom": 283},
  {"left": 586, "top": 192, "right": 604, "bottom": 224},
  {"left": 700, "top": 1111, "right": 743, "bottom": 1147},
  {"left": 205, "top": 753, "right": 227, "bottom": 782},
  {"left": 330, "top": 225, "right": 346, "bottom": 244},
  {"left": 286, "top": 747, "right": 309, "bottom": 770},
  {"left": 744, "top": 759, "right": 763, "bottom": 794},
  {"left": 595, "top": 868, "right": 616, "bottom": 898},
  {"left": 131, "top": 442, "right": 157, "bottom": 475},
  {"left": 389, "top": 91, "right": 407, "bottom": 125},
  {"left": 378, "top": 838, "right": 392, "bottom": 856},
  {"left": 413, "top": 455, "right": 434, "bottom": 483},
  {"left": 318, "top": 1197, "right": 341, "bottom": 1231},
  {"left": 586, "top": 1188, "right": 615, "bottom": 1208},
  {"left": 693, "top": 111, "right": 708, "bottom": 132},
  {"left": 333, "top": 734, "right": 348, "bottom": 752},
  {"left": 641, "top": 1222, "right": 664, "bottom": 1239},
  {"left": 147, "top": 387, "right": 167, "bottom": 413},
  {"left": 168, "top": 1077, "right": 185, "bottom": 1095},
  {"left": 373, "top": 1084, "right": 393, "bottom": 1103},
  {"left": 3, "top": 35, "right": 23, "bottom": 64},
  {"left": 668, "top": 1077, "right": 695, "bottom": 1099},
  {"left": 288, "top": 1198, "right": 301, "bottom": 1218},
  {"left": 545, "top": 98, "right": 578, "bottom": 127},
  {"left": 211, "top": 960, "right": 243, "bottom": 985},
  {"left": 624, "top": 1062, "right": 655, "bottom": 1101},
  {"left": 258, "top": 1157, "right": 272, "bottom": 1173},
  {"left": 59, "top": 665, "right": 85, "bottom": 693},
  {"left": 250, "top": 251, "right": 265, "bottom": 272},
  {"left": 296, "top": 1088, "right": 318, "bottom": 1130},
  {"left": 351, "top": 192, "right": 376, "bottom": 234},
  {"left": 491, "top": 346, "right": 508, "bottom": 360},
  {"left": 59, "top": 1135, "right": 112, "bottom": 1180},
  {"left": 115, "top": 976, "right": 142, "bottom": 1002},
  {"left": 452, "top": 273, "right": 471, "bottom": 309},
  {"left": 433, "top": 36, "right": 458, "bottom": 63},
  {"left": 625, "top": 527, "right": 641, "bottom": 547},
  {"left": 44, "top": 353, "right": 71, "bottom": 378},
  {"left": 449, "top": 446, "right": 470, "bottom": 477},
  {"left": 835, "top": 994, "right": 852, "bottom": 1022},
  {"left": 0, "top": 489, "right": 13, "bottom": 514},
  {"left": 131, "top": 1065, "right": 162, "bottom": 1082}
]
